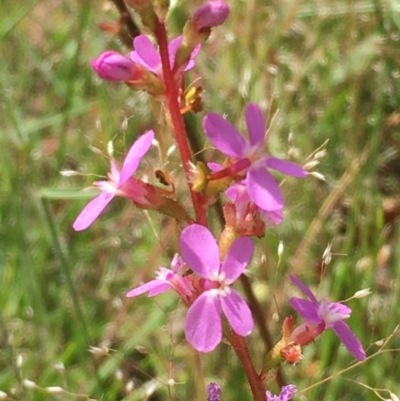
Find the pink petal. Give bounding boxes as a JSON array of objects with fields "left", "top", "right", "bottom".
[
  {"left": 220, "top": 289, "right": 253, "bottom": 336},
  {"left": 168, "top": 36, "right": 182, "bottom": 69},
  {"left": 180, "top": 224, "right": 220, "bottom": 278},
  {"left": 246, "top": 167, "right": 284, "bottom": 211},
  {"left": 203, "top": 113, "right": 246, "bottom": 157},
  {"left": 260, "top": 209, "right": 284, "bottom": 225},
  {"left": 73, "top": 191, "right": 115, "bottom": 231},
  {"left": 267, "top": 157, "right": 308, "bottom": 177},
  {"left": 119, "top": 130, "right": 154, "bottom": 185},
  {"left": 185, "top": 292, "right": 222, "bottom": 352},
  {"left": 289, "top": 297, "right": 320, "bottom": 322},
  {"left": 289, "top": 275, "right": 318, "bottom": 304},
  {"left": 184, "top": 44, "right": 201, "bottom": 71},
  {"left": 331, "top": 321, "right": 366, "bottom": 360},
  {"left": 207, "top": 162, "right": 222, "bottom": 172},
  {"left": 246, "top": 103, "right": 265, "bottom": 146},
  {"left": 221, "top": 237, "right": 254, "bottom": 283},
  {"left": 126, "top": 280, "right": 169, "bottom": 298},
  {"left": 148, "top": 283, "right": 171, "bottom": 296},
  {"left": 131, "top": 35, "right": 160, "bottom": 73}
]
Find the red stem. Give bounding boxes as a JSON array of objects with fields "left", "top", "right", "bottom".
[
  {"left": 228, "top": 331, "right": 266, "bottom": 401},
  {"left": 154, "top": 22, "right": 207, "bottom": 226}
]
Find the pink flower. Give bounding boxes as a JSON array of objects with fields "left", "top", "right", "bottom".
[
  {"left": 73, "top": 130, "right": 154, "bottom": 231},
  {"left": 289, "top": 275, "right": 366, "bottom": 361},
  {"left": 130, "top": 35, "right": 200, "bottom": 78},
  {"left": 192, "top": 1, "right": 230, "bottom": 31},
  {"left": 226, "top": 181, "right": 284, "bottom": 225},
  {"left": 266, "top": 384, "right": 297, "bottom": 401},
  {"left": 180, "top": 224, "right": 254, "bottom": 352},
  {"left": 203, "top": 103, "right": 307, "bottom": 212},
  {"left": 90, "top": 51, "right": 141, "bottom": 82},
  {"left": 126, "top": 254, "right": 194, "bottom": 301}
]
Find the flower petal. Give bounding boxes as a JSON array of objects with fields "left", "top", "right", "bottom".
[
  {"left": 221, "top": 237, "right": 254, "bottom": 283},
  {"left": 168, "top": 36, "right": 182, "bottom": 69},
  {"left": 185, "top": 291, "right": 222, "bottom": 352},
  {"left": 246, "top": 103, "right": 265, "bottom": 146},
  {"left": 119, "top": 130, "right": 154, "bottom": 185},
  {"left": 180, "top": 224, "right": 220, "bottom": 278},
  {"left": 267, "top": 157, "right": 308, "bottom": 177},
  {"left": 126, "top": 280, "right": 169, "bottom": 298},
  {"left": 220, "top": 289, "right": 253, "bottom": 336},
  {"left": 73, "top": 191, "right": 114, "bottom": 231},
  {"left": 184, "top": 44, "right": 201, "bottom": 71},
  {"left": 131, "top": 35, "right": 160, "bottom": 73},
  {"left": 331, "top": 320, "right": 366, "bottom": 360},
  {"left": 260, "top": 209, "right": 284, "bottom": 225},
  {"left": 289, "top": 297, "right": 321, "bottom": 322},
  {"left": 246, "top": 167, "right": 284, "bottom": 211},
  {"left": 289, "top": 275, "right": 319, "bottom": 304},
  {"left": 203, "top": 113, "right": 246, "bottom": 157}
]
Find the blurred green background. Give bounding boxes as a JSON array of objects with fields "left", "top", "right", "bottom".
[{"left": 1, "top": 0, "right": 400, "bottom": 400}]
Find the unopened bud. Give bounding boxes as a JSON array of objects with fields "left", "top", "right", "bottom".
[
  {"left": 322, "top": 243, "right": 332, "bottom": 264},
  {"left": 107, "top": 140, "right": 114, "bottom": 158},
  {"left": 192, "top": 1, "right": 230, "bottom": 31},
  {"left": 60, "top": 170, "right": 79, "bottom": 177},
  {"left": 167, "top": 144, "right": 176, "bottom": 156},
  {"left": 374, "top": 339, "right": 384, "bottom": 346},
  {"left": 390, "top": 392, "right": 400, "bottom": 401},
  {"left": 90, "top": 51, "right": 140, "bottom": 82},
  {"left": 324, "top": 253, "right": 332, "bottom": 265},
  {"left": 0, "top": 391, "right": 7, "bottom": 399},
  {"left": 126, "top": 380, "right": 134, "bottom": 393},
  {"left": 277, "top": 240, "right": 284, "bottom": 258},
  {"left": 23, "top": 379, "right": 37, "bottom": 389},
  {"left": 354, "top": 288, "right": 372, "bottom": 299},
  {"left": 16, "top": 354, "right": 23, "bottom": 368},
  {"left": 54, "top": 362, "right": 65, "bottom": 373},
  {"left": 46, "top": 386, "right": 64, "bottom": 393},
  {"left": 167, "top": 378, "right": 175, "bottom": 387},
  {"left": 310, "top": 171, "right": 326, "bottom": 181},
  {"left": 135, "top": 345, "right": 147, "bottom": 354},
  {"left": 322, "top": 243, "right": 331, "bottom": 259},
  {"left": 314, "top": 149, "right": 327, "bottom": 160},
  {"left": 303, "top": 160, "right": 320, "bottom": 170},
  {"left": 89, "top": 345, "right": 109, "bottom": 356},
  {"left": 115, "top": 369, "right": 124, "bottom": 381}
]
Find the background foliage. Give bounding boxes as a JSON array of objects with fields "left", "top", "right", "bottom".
[{"left": 1, "top": 0, "right": 400, "bottom": 400}]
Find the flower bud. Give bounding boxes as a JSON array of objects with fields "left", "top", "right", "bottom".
[
  {"left": 23, "top": 379, "right": 37, "bottom": 389},
  {"left": 176, "top": 1, "right": 229, "bottom": 69},
  {"left": 192, "top": 1, "right": 229, "bottom": 31},
  {"left": 46, "top": 386, "right": 64, "bottom": 393},
  {"left": 354, "top": 288, "right": 372, "bottom": 299},
  {"left": 90, "top": 51, "right": 140, "bottom": 82}
]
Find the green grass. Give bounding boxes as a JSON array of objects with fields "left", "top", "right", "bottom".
[{"left": 1, "top": 1, "right": 400, "bottom": 400}]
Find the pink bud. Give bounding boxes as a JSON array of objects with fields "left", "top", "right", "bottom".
[
  {"left": 192, "top": 1, "right": 229, "bottom": 31},
  {"left": 90, "top": 51, "right": 139, "bottom": 82}
]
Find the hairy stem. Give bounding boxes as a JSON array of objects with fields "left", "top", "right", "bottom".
[
  {"left": 228, "top": 331, "right": 266, "bottom": 401},
  {"left": 154, "top": 22, "right": 207, "bottom": 226}
]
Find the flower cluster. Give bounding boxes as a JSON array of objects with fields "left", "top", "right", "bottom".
[{"left": 70, "top": 1, "right": 370, "bottom": 400}]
